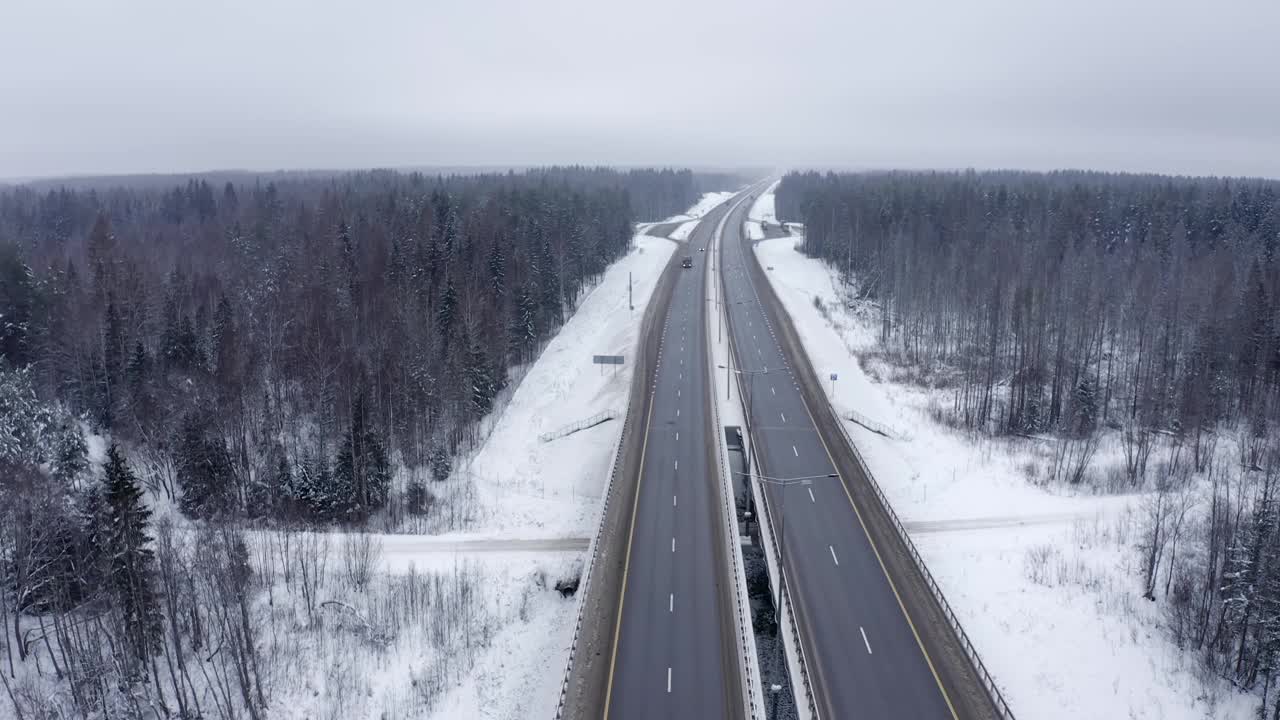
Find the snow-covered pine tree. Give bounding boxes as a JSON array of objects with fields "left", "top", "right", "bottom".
[{"left": 100, "top": 445, "right": 162, "bottom": 674}]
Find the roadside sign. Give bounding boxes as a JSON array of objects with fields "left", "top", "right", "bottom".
[
  {"left": 829, "top": 373, "right": 837, "bottom": 381},
  {"left": 594, "top": 354, "right": 624, "bottom": 376}
]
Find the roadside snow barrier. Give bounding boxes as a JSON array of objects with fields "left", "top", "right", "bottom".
[
  {"left": 841, "top": 409, "right": 909, "bottom": 441},
  {"left": 538, "top": 409, "right": 619, "bottom": 443},
  {"left": 828, "top": 404, "right": 1017, "bottom": 720}
]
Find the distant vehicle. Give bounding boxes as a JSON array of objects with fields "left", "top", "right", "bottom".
[
  {"left": 699, "top": 247, "right": 705, "bottom": 252},
  {"left": 681, "top": 256, "right": 693, "bottom": 268}
]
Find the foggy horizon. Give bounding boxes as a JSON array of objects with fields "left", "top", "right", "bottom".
[{"left": 4, "top": 0, "right": 1279, "bottom": 181}]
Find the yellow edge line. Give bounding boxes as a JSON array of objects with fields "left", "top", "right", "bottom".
[
  {"left": 602, "top": 337, "right": 660, "bottom": 718},
  {"left": 795, "top": 394, "right": 961, "bottom": 720}
]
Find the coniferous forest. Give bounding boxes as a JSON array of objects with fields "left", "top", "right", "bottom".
[
  {"left": 0, "top": 167, "right": 716, "bottom": 716},
  {"left": 2, "top": 167, "right": 703, "bottom": 523},
  {"left": 777, "top": 170, "right": 1280, "bottom": 702}
]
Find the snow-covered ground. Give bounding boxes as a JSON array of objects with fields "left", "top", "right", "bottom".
[
  {"left": 437, "top": 232, "right": 675, "bottom": 540},
  {"left": 752, "top": 229, "right": 1254, "bottom": 719},
  {"left": 661, "top": 190, "right": 735, "bottom": 224},
  {"left": 670, "top": 219, "right": 700, "bottom": 241},
  {"left": 393, "top": 223, "right": 679, "bottom": 718},
  {"left": 748, "top": 180, "right": 779, "bottom": 224}
]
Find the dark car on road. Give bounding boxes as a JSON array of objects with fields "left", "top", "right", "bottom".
[{"left": 681, "top": 256, "right": 693, "bottom": 268}]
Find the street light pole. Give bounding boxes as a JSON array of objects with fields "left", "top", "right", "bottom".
[{"left": 733, "top": 470, "right": 839, "bottom": 646}]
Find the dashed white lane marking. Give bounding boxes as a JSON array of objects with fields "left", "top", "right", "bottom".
[
  {"left": 860, "top": 627, "right": 872, "bottom": 654},
  {"left": 772, "top": 387, "right": 776, "bottom": 395},
  {"left": 780, "top": 411, "right": 787, "bottom": 423},
  {"left": 672, "top": 537, "right": 676, "bottom": 553},
  {"left": 808, "top": 487, "right": 816, "bottom": 503},
  {"left": 667, "top": 667, "right": 672, "bottom": 693},
  {"left": 676, "top": 431, "right": 679, "bottom": 441},
  {"left": 830, "top": 546, "right": 840, "bottom": 566},
  {"left": 676, "top": 408, "right": 680, "bottom": 417},
  {"left": 670, "top": 594, "right": 674, "bottom": 613},
  {"left": 674, "top": 460, "right": 678, "bottom": 471},
  {"left": 673, "top": 495, "right": 677, "bottom": 507},
  {"left": 793, "top": 445, "right": 799, "bottom": 457},
  {"left": 677, "top": 389, "right": 680, "bottom": 397}
]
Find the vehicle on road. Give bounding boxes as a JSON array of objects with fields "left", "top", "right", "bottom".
[{"left": 681, "top": 256, "right": 693, "bottom": 268}]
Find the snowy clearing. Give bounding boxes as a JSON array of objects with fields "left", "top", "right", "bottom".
[
  {"left": 753, "top": 232, "right": 1255, "bottom": 720},
  {"left": 670, "top": 219, "right": 700, "bottom": 241},
  {"left": 660, "top": 191, "right": 735, "bottom": 223},
  {"left": 744, "top": 220, "right": 764, "bottom": 240}
]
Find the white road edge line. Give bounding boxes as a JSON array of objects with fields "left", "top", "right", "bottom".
[
  {"left": 861, "top": 626, "right": 873, "bottom": 654},
  {"left": 830, "top": 545, "right": 839, "bottom": 565}
]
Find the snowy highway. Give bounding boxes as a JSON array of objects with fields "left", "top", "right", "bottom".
[
  {"left": 719, "top": 191, "right": 1001, "bottom": 719},
  {"left": 602, "top": 194, "right": 748, "bottom": 720}
]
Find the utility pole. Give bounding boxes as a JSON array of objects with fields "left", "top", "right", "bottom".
[{"left": 629, "top": 271, "right": 633, "bottom": 312}]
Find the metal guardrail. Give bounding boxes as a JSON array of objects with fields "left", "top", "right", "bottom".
[
  {"left": 721, "top": 191, "right": 820, "bottom": 720},
  {"left": 538, "top": 409, "right": 619, "bottom": 443},
  {"left": 746, "top": 438, "right": 818, "bottom": 720},
  {"left": 721, "top": 193, "right": 819, "bottom": 717},
  {"left": 829, "top": 407, "right": 1016, "bottom": 720},
  {"left": 552, "top": 399, "right": 632, "bottom": 717},
  {"left": 706, "top": 198, "right": 764, "bottom": 719}
]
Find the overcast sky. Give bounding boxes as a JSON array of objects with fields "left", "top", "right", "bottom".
[{"left": 3, "top": 0, "right": 1279, "bottom": 180}]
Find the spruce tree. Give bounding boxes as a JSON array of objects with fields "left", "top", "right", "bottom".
[
  {"left": 333, "top": 394, "right": 390, "bottom": 519},
  {"left": 177, "top": 415, "right": 236, "bottom": 518},
  {"left": 101, "top": 445, "right": 162, "bottom": 672}
]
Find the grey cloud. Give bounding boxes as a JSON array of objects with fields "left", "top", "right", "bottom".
[{"left": 2, "top": 0, "right": 1278, "bottom": 179}]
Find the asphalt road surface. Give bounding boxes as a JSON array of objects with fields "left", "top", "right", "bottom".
[
  {"left": 718, "top": 194, "right": 984, "bottom": 719},
  {"left": 603, "top": 196, "right": 749, "bottom": 720}
]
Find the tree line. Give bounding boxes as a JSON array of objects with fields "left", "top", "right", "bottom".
[
  {"left": 776, "top": 169, "right": 1280, "bottom": 710},
  {"left": 778, "top": 170, "right": 1279, "bottom": 448},
  {"left": 0, "top": 166, "right": 706, "bottom": 524},
  {"left": 0, "top": 165, "right": 714, "bottom": 717}
]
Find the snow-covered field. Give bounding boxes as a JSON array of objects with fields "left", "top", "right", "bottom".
[{"left": 752, "top": 230, "right": 1255, "bottom": 719}]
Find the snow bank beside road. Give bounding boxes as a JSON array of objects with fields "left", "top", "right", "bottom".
[
  {"left": 748, "top": 180, "right": 779, "bottom": 224},
  {"left": 661, "top": 191, "right": 734, "bottom": 223},
  {"left": 454, "top": 233, "right": 676, "bottom": 538},
  {"left": 753, "top": 234, "right": 1254, "bottom": 720},
  {"left": 670, "top": 219, "right": 700, "bottom": 241}
]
